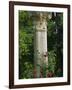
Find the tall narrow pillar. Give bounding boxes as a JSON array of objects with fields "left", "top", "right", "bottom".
[{"left": 33, "top": 12, "right": 48, "bottom": 78}]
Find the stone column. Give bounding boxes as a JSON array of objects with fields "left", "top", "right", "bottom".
[{"left": 33, "top": 12, "right": 48, "bottom": 78}]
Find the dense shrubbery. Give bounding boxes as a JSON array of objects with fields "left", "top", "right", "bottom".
[{"left": 19, "top": 11, "right": 63, "bottom": 79}]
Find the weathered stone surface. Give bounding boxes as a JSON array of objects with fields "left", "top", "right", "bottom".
[{"left": 33, "top": 12, "right": 48, "bottom": 78}]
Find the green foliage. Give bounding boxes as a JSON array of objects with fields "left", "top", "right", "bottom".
[
  {"left": 48, "top": 50, "right": 56, "bottom": 74},
  {"left": 19, "top": 11, "right": 33, "bottom": 29},
  {"left": 47, "top": 13, "right": 63, "bottom": 77},
  {"left": 19, "top": 62, "right": 34, "bottom": 79},
  {"left": 19, "top": 11, "right": 34, "bottom": 79}
]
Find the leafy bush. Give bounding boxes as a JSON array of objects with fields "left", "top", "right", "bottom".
[{"left": 48, "top": 50, "right": 56, "bottom": 75}]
